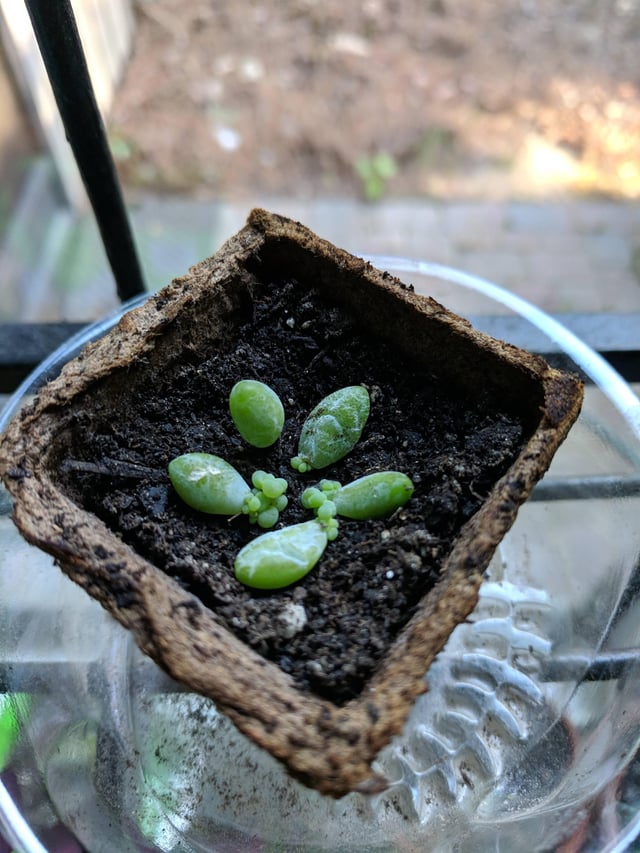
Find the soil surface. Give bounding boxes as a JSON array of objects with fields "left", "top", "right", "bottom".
[
  {"left": 111, "top": 0, "right": 640, "bottom": 200},
  {"left": 59, "top": 276, "right": 525, "bottom": 705}
]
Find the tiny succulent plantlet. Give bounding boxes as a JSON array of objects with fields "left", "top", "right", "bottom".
[
  {"left": 291, "top": 386, "right": 370, "bottom": 472},
  {"left": 242, "top": 470, "right": 289, "bottom": 528},
  {"left": 235, "top": 519, "right": 332, "bottom": 590},
  {"left": 301, "top": 479, "right": 340, "bottom": 520},
  {"left": 229, "top": 380, "right": 285, "bottom": 447}
]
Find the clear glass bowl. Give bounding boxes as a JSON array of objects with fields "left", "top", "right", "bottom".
[{"left": 1, "top": 259, "right": 639, "bottom": 853}]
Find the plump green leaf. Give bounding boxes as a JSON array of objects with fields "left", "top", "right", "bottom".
[
  {"left": 291, "top": 386, "right": 370, "bottom": 472},
  {"left": 235, "top": 520, "right": 328, "bottom": 589},
  {"left": 333, "top": 471, "right": 414, "bottom": 519},
  {"left": 168, "top": 453, "right": 250, "bottom": 514},
  {"left": 229, "top": 380, "right": 285, "bottom": 447}
]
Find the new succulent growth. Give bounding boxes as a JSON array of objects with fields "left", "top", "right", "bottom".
[{"left": 243, "top": 470, "right": 289, "bottom": 528}]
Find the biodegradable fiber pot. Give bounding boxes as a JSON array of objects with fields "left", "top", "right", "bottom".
[{"left": 0, "top": 209, "right": 583, "bottom": 797}]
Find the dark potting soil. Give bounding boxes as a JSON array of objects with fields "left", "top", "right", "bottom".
[{"left": 58, "top": 277, "right": 526, "bottom": 706}]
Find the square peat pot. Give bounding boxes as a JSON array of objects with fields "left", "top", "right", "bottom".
[{"left": 0, "top": 209, "right": 583, "bottom": 796}]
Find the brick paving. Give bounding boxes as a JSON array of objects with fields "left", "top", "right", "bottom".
[
  {"left": 5, "top": 195, "right": 640, "bottom": 321},
  {"left": 143, "top": 197, "right": 640, "bottom": 317}
]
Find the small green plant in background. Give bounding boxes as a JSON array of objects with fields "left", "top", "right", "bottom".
[
  {"left": 354, "top": 151, "right": 398, "bottom": 201},
  {"left": 415, "top": 125, "right": 457, "bottom": 171},
  {"left": 108, "top": 132, "right": 134, "bottom": 162},
  {"left": 168, "top": 381, "right": 414, "bottom": 590}
]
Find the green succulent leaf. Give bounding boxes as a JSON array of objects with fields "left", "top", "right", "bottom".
[
  {"left": 333, "top": 471, "right": 414, "bottom": 519},
  {"left": 229, "top": 379, "right": 285, "bottom": 448},
  {"left": 168, "top": 453, "right": 250, "bottom": 514},
  {"left": 291, "top": 386, "right": 370, "bottom": 472},
  {"left": 235, "top": 520, "right": 328, "bottom": 589}
]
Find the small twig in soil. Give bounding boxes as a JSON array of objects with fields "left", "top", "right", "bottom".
[
  {"left": 305, "top": 346, "right": 331, "bottom": 373},
  {"left": 62, "top": 458, "right": 165, "bottom": 480}
]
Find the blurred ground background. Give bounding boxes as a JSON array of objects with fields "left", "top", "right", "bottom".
[
  {"left": 2, "top": 0, "right": 640, "bottom": 323},
  {"left": 112, "top": 0, "right": 640, "bottom": 201}
]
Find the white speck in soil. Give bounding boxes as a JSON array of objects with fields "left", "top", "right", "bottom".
[{"left": 277, "top": 602, "right": 308, "bottom": 638}]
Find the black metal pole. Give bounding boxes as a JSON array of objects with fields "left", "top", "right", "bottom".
[{"left": 24, "top": 0, "right": 146, "bottom": 302}]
